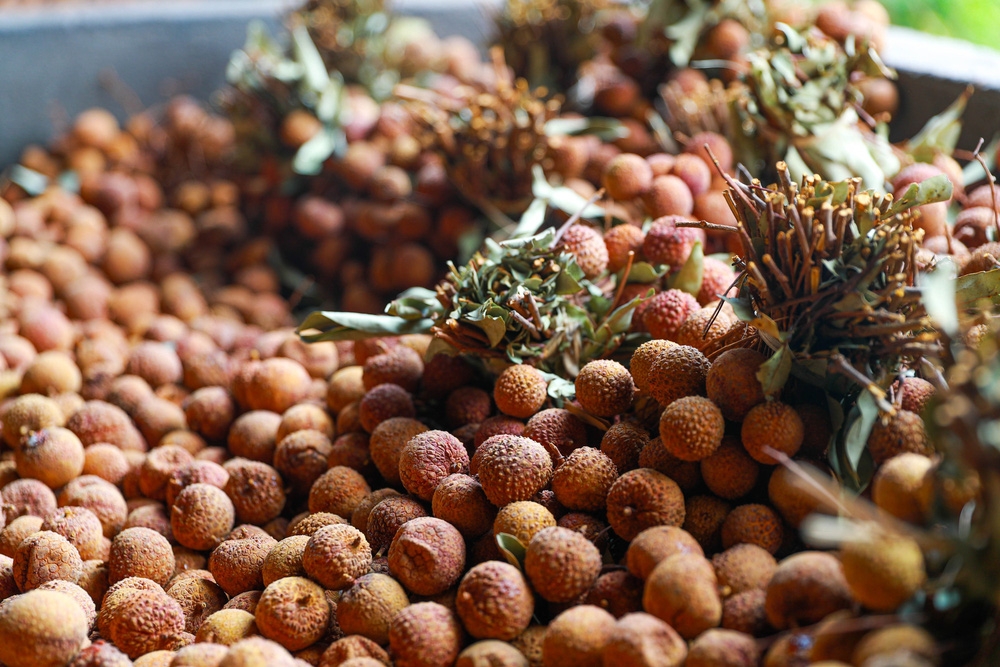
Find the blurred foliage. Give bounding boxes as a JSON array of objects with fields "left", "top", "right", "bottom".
[{"left": 878, "top": 0, "right": 1000, "bottom": 50}]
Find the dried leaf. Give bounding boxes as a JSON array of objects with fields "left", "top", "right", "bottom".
[
  {"left": 496, "top": 533, "right": 527, "bottom": 571},
  {"left": 669, "top": 241, "right": 704, "bottom": 296},
  {"left": 757, "top": 344, "right": 792, "bottom": 398},
  {"left": 956, "top": 267, "right": 1000, "bottom": 307}
]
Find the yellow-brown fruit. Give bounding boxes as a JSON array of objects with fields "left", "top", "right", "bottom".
[
  {"left": 741, "top": 401, "right": 804, "bottom": 465},
  {"left": 767, "top": 466, "right": 837, "bottom": 529},
  {"left": 840, "top": 528, "right": 926, "bottom": 612},
  {"left": 4, "top": 477, "right": 57, "bottom": 523},
  {"left": 140, "top": 445, "right": 195, "bottom": 502},
  {"left": 476, "top": 435, "right": 554, "bottom": 507},
  {"left": 432, "top": 474, "right": 496, "bottom": 539},
  {"left": 493, "top": 501, "right": 557, "bottom": 545},
  {"left": 12, "top": 530, "right": 84, "bottom": 591},
  {"left": 721, "top": 589, "right": 769, "bottom": 637},
  {"left": 685, "top": 628, "right": 759, "bottom": 667},
  {"left": 583, "top": 570, "right": 643, "bottom": 618},
  {"left": 337, "top": 572, "right": 409, "bottom": 646},
  {"left": 643, "top": 173, "right": 694, "bottom": 218},
  {"left": 327, "top": 366, "right": 366, "bottom": 413},
  {"left": 764, "top": 551, "right": 852, "bottom": 629},
  {"left": 351, "top": 488, "right": 402, "bottom": 535},
  {"left": 255, "top": 576, "right": 331, "bottom": 651},
  {"left": 551, "top": 447, "right": 618, "bottom": 512},
  {"left": 124, "top": 502, "right": 171, "bottom": 541},
  {"left": 574, "top": 360, "right": 634, "bottom": 417},
  {"left": 261, "top": 535, "right": 309, "bottom": 585},
  {"left": 872, "top": 453, "right": 934, "bottom": 524},
  {"left": 66, "top": 640, "right": 133, "bottom": 667},
  {"left": 363, "top": 495, "right": 426, "bottom": 554},
  {"left": 171, "top": 483, "right": 235, "bottom": 551},
  {"left": 643, "top": 553, "right": 722, "bottom": 639},
  {"left": 510, "top": 625, "right": 545, "bottom": 667},
  {"left": 369, "top": 417, "right": 428, "bottom": 487},
  {"left": 493, "top": 365, "right": 548, "bottom": 419},
  {"left": 444, "top": 386, "right": 492, "bottom": 428},
  {"left": 606, "top": 468, "right": 685, "bottom": 541},
  {"left": 303, "top": 523, "right": 372, "bottom": 590},
  {"left": 456, "top": 561, "right": 533, "bottom": 640},
  {"left": 107, "top": 588, "right": 186, "bottom": 658},
  {"left": 183, "top": 386, "right": 235, "bottom": 442},
  {"left": 524, "top": 526, "right": 601, "bottom": 604},
  {"left": 309, "top": 466, "right": 372, "bottom": 519},
  {"left": 208, "top": 533, "right": 276, "bottom": 597},
  {"left": 166, "top": 460, "right": 230, "bottom": 506},
  {"left": 629, "top": 342, "right": 710, "bottom": 406},
  {"left": 277, "top": 403, "right": 335, "bottom": 442},
  {"left": 542, "top": 605, "right": 615, "bottom": 667},
  {"left": 83, "top": 443, "right": 131, "bottom": 485},
  {"left": 224, "top": 459, "right": 286, "bottom": 525},
  {"left": 247, "top": 357, "right": 312, "bottom": 414},
  {"left": 133, "top": 396, "right": 187, "bottom": 448},
  {"left": 720, "top": 504, "right": 784, "bottom": 555},
  {"left": 109, "top": 526, "right": 175, "bottom": 586},
  {"left": 851, "top": 625, "right": 938, "bottom": 666},
  {"left": 682, "top": 494, "right": 731, "bottom": 553},
  {"left": 638, "top": 438, "right": 702, "bottom": 491},
  {"left": 457, "top": 641, "right": 529, "bottom": 667},
  {"left": 218, "top": 636, "right": 298, "bottom": 666},
  {"left": 275, "top": 428, "right": 333, "bottom": 495},
  {"left": 194, "top": 609, "right": 259, "bottom": 645},
  {"left": 40, "top": 506, "right": 104, "bottom": 561},
  {"left": 603, "top": 224, "right": 646, "bottom": 273},
  {"left": 701, "top": 437, "right": 760, "bottom": 500},
  {"left": 358, "top": 384, "right": 416, "bottom": 433},
  {"left": 21, "top": 351, "right": 82, "bottom": 396},
  {"left": 227, "top": 410, "right": 282, "bottom": 462},
  {"left": 706, "top": 348, "right": 767, "bottom": 422},
  {"left": 280, "top": 109, "right": 322, "bottom": 148},
  {"left": 171, "top": 642, "right": 230, "bottom": 666},
  {"left": 388, "top": 517, "right": 465, "bottom": 596},
  {"left": 557, "top": 225, "right": 609, "bottom": 279},
  {"left": 523, "top": 409, "right": 588, "bottom": 459},
  {"left": 388, "top": 602, "right": 463, "bottom": 667},
  {"left": 658, "top": 396, "right": 725, "bottom": 462},
  {"left": 289, "top": 512, "right": 349, "bottom": 538},
  {"left": 867, "top": 411, "right": 933, "bottom": 466},
  {"left": 674, "top": 307, "right": 733, "bottom": 352},
  {"left": 399, "top": 431, "right": 470, "bottom": 502},
  {"left": 600, "top": 421, "right": 648, "bottom": 474},
  {"left": 362, "top": 347, "right": 424, "bottom": 394},
  {"left": 13, "top": 426, "right": 84, "bottom": 489},
  {"left": 0, "top": 589, "right": 89, "bottom": 667},
  {"left": 601, "top": 611, "right": 687, "bottom": 667},
  {"left": 1, "top": 394, "right": 64, "bottom": 448},
  {"left": 165, "top": 575, "right": 227, "bottom": 635},
  {"left": 0, "top": 516, "right": 44, "bottom": 558},
  {"left": 626, "top": 525, "right": 703, "bottom": 580},
  {"left": 712, "top": 544, "right": 778, "bottom": 596},
  {"left": 603, "top": 154, "right": 654, "bottom": 201}
]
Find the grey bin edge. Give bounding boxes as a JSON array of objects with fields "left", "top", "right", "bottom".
[{"left": 0, "top": 2, "right": 998, "bottom": 166}]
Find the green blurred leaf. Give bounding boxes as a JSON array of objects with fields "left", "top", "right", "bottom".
[
  {"left": 956, "top": 267, "right": 1000, "bottom": 306},
  {"left": 297, "top": 311, "right": 433, "bottom": 342},
  {"left": 544, "top": 117, "right": 629, "bottom": 141},
  {"left": 920, "top": 258, "right": 959, "bottom": 337},
  {"left": 757, "top": 344, "right": 792, "bottom": 398}
]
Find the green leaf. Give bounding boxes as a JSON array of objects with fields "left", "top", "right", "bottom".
[
  {"left": 723, "top": 296, "right": 756, "bottom": 322},
  {"left": 956, "top": 267, "right": 1000, "bottom": 307},
  {"left": 919, "top": 258, "right": 959, "bottom": 337},
  {"left": 296, "top": 311, "right": 433, "bottom": 342},
  {"left": 836, "top": 390, "right": 879, "bottom": 489},
  {"left": 626, "top": 262, "right": 664, "bottom": 284},
  {"left": 511, "top": 198, "right": 549, "bottom": 239},
  {"left": 669, "top": 241, "right": 704, "bottom": 296},
  {"left": 7, "top": 165, "right": 48, "bottom": 196},
  {"left": 293, "top": 128, "right": 343, "bottom": 175},
  {"left": 496, "top": 533, "right": 527, "bottom": 571},
  {"left": 757, "top": 344, "right": 792, "bottom": 398},
  {"left": 544, "top": 117, "right": 629, "bottom": 141},
  {"left": 886, "top": 174, "right": 954, "bottom": 217},
  {"left": 750, "top": 313, "right": 783, "bottom": 347},
  {"left": 291, "top": 25, "right": 330, "bottom": 94}
]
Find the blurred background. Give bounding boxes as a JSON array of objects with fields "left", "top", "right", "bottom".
[{"left": 878, "top": 0, "right": 1000, "bottom": 49}]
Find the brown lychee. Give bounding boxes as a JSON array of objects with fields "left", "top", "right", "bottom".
[
  {"left": 740, "top": 401, "right": 804, "bottom": 465},
  {"left": 720, "top": 503, "right": 784, "bottom": 555},
  {"left": 109, "top": 526, "right": 175, "bottom": 586},
  {"left": 551, "top": 447, "right": 618, "bottom": 512},
  {"left": 523, "top": 409, "right": 588, "bottom": 459},
  {"left": 574, "top": 360, "right": 634, "bottom": 417},
  {"left": 643, "top": 290, "right": 700, "bottom": 341},
  {"left": 208, "top": 532, "right": 276, "bottom": 597},
  {"left": 493, "top": 365, "right": 548, "bottom": 419},
  {"left": 224, "top": 459, "right": 286, "bottom": 525},
  {"left": 493, "top": 501, "right": 556, "bottom": 545},
  {"left": 358, "top": 384, "right": 416, "bottom": 433},
  {"left": 606, "top": 468, "right": 685, "bottom": 541},
  {"left": 542, "top": 605, "right": 615, "bottom": 667},
  {"left": 1, "top": 393, "right": 64, "bottom": 448},
  {"left": 476, "top": 435, "right": 554, "bottom": 507},
  {"left": 643, "top": 553, "right": 721, "bottom": 639},
  {"left": 432, "top": 474, "right": 496, "bottom": 539},
  {"left": 524, "top": 526, "right": 601, "bottom": 604},
  {"left": 601, "top": 612, "right": 687, "bottom": 667},
  {"left": 302, "top": 523, "right": 372, "bottom": 590},
  {"left": 557, "top": 225, "right": 609, "bottom": 279},
  {"left": 685, "top": 628, "right": 759, "bottom": 667},
  {"left": 603, "top": 154, "right": 653, "bottom": 201},
  {"left": 872, "top": 453, "right": 934, "bottom": 524},
  {"left": 13, "top": 530, "right": 85, "bottom": 591},
  {"left": 388, "top": 517, "right": 465, "bottom": 596},
  {"left": 40, "top": 506, "right": 104, "bottom": 561},
  {"left": 171, "top": 483, "right": 235, "bottom": 551},
  {"left": 165, "top": 574, "right": 228, "bottom": 635},
  {"left": 255, "top": 576, "right": 331, "bottom": 651},
  {"left": 867, "top": 410, "right": 933, "bottom": 465},
  {"left": 369, "top": 417, "right": 428, "bottom": 487},
  {"left": 15, "top": 426, "right": 85, "bottom": 489},
  {"left": 388, "top": 602, "right": 463, "bottom": 667},
  {"left": 764, "top": 551, "right": 852, "bottom": 629},
  {"left": 0, "top": 589, "right": 89, "bottom": 667},
  {"left": 337, "top": 572, "right": 410, "bottom": 645},
  {"left": 398, "top": 431, "right": 470, "bottom": 502},
  {"left": 712, "top": 544, "right": 778, "bottom": 597},
  {"left": 629, "top": 341, "right": 709, "bottom": 407}
]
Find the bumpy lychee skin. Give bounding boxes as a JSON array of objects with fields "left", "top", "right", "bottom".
[
  {"left": 721, "top": 589, "right": 768, "bottom": 636},
  {"left": 476, "top": 435, "right": 554, "bottom": 507},
  {"left": 558, "top": 225, "right": 610, "bottom": 279},
  {"left": 493, "top": 365, "right": 548, "bottom": 419},
  {"left": 1, "top": 393, "right": 64, "bottom": 448},
  {"left": 523, "top": 409, "right": 588, "bottom": 459},
  {"left": 15, "top": 426, "right": 86, "bottom": 489},
  {"left": 171, "top": 483, "right": 235, "bottom": 551},
  {"left": 706, "top": 348, "right": 767, "bottom": 422},
  {"left": 363, "top": 346, "right": 424, "bottom": 393},
  {"left": 224, "top": 459, "right": 286, "bottom": 526},
  {"left": 388, "top": 516, "right": 466, "bottom": 596},
  {"left": 643, "top": 289, "right": 700, "bottom": 341},
  {"left": 602, "top": 612, "right": 688, "bottom": 667},
  {"left": 308, "top": 465, "right": 372, "bottom": 518},
  {"left": 388, "top": 601, "right": 463, "bottom": 667},
  {"left": 551, "top": 447, "right": 618, "bottom": 512},
  {"left": 682, "top": 495, "right": 731, "bottom": 553},
  {"left": 626, "top": 525, "right": 704, "bottom": 580},
  {"left": 456, "top": 561, "right": 534, "bottom": 640},
  {"left": 629, "top": 341, "right": 710, "bottom": 407},
  {"left": 255, "top": 576, "right": 331, "bottom": 651},
  {"left": 525, "top": 526, "right": 602, "bottom": 604},
  {"left": 603, "top": 223, "right": 646, "bottom": 273},
  {"left": 583, "top": 569, "right": 643, "bottom": 618},
  {"left": 542, "top": 605, "right": 616, "bottom": 667},
  {"left": 398, "top": 430, "right": 470, "bottom": 502},
  {"left": 366, "top": 495, "right": 429, "bottom": 554},
  {"left": 432, "top": 474, "right": 496, "bottom": 539},
  {"left": 0, "top": 589, "right": 89, "bottom": 667},
  {"left": 109, "top": 526, "right": 175, "bottom": 586},
  {"left": 107, "top": 588, "right": 186, "bottom": 658},
  {"left": 359, "top": 383, "right": 417, "bottom": 433},
  {"left": 700, "top": 437, "right": 760, "bottom": 500},
  {"left": 696, "top": 256, "right": 738, "bottom": 306},
  {"left": 574, "top": 360, "right": 634, "bottom": 417},
  {"left": 606, "top": 468, "right": 686, "bottom": 541},
  {"left": 493, "top": 501, "right": 557, "bottom": 545},
  {"left": 765, "top": 551, "right": 853, "bottom": 629},
  {"left": 165, "top": 574, "right": 227, "bottom": 635},
  {"left": 642, "top": 216, "right": 705, "bottom": 269},
  {"left": 840, "top": 529, "right": 926, "bottom": 612},
  {"left": 13, "top": 530, "right": 85, "bottom": 591},
  {"left": 741, "top": 401, "right": 804, "bottom": 465},
  {"left": 603, "top": 153, "right": 654, "bottom": 201},
  {"left": 712, "top": 544, "right": 778, "bottom": 597},
  {"left": 194, "top": 608, "right": 258, "bottom": 645},
  {"left": 867, "top": 410, "right": 933, "bottom": 465},
  {"left": 658, "top": 396, "right": 725, "bottom": 462},
  {"left": 896, "top": 377, "right": 935, "bottom": 415},
  {"left": 209, "top": 532, "right": 276, "bottom": 597},
  {"left": 337, "top": 572, "right": 409, "bottom": 645},
  {"left": 643, "top": 553, "right": 722, "bottom": 639},
  {"left": 370, "top": 417, "right": 428, "bottom": 487},
  {"left": 303, "top": 523, "right": 372, "bottom": 591},
  {"left": 675, "top": 306, "right": 734, "bottom": 352}
]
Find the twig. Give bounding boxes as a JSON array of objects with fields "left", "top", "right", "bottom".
[
  {"left": 971, "top": 137, "right": 1000, "bottom": 241},
  {"left": 551, "top": 188, "right": 605, "bottom": 247}
]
